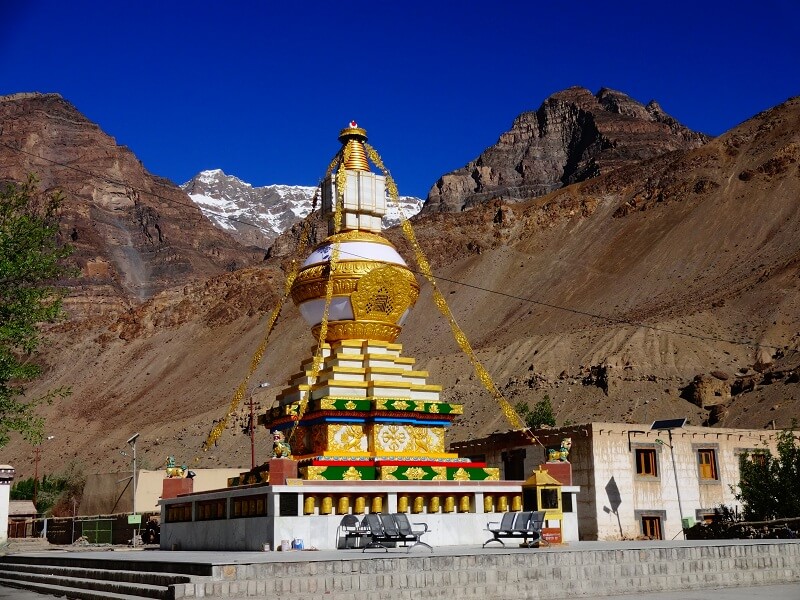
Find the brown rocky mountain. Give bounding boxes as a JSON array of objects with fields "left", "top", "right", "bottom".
[
  {"left": 425, "top": 87, "right": 709, "bottom": 213},
  {"left": 4, "top": 91, "right": 800, "bottom": 481},
  {"left": 0, "top": 92, "right": 261, "bottom": 320}
]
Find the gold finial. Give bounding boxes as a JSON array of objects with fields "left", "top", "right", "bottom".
[{"left": 338, "top": 120, "right": 370, "bottom": 171}]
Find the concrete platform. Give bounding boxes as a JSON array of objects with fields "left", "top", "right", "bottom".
[{"left": 1, "top": 539, "right": 799, "bottom": 599}]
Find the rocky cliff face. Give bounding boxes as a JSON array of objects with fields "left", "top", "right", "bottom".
[
  {"left": 0, "top": 93, "right": 260, "bottom": 319},
  {"left": 425, "top": 87, "right": 710, "bottom": 212}
]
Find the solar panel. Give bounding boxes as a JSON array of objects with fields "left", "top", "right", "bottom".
[{"left": 650, "top": 418, "right": 687, "bottom": 431}]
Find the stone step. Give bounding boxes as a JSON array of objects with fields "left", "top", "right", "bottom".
[
  {"left": 0, "top": 562, "right": 191, "bottom": 587},
  {"left": 0, "top": 555, "right": 213, "bottom": 577},
  {"left": 0, "top": 569, "right": 172, "bottom": 599},
  {"left": 0, "top": 576, "right": 157, "bottom": 600}
]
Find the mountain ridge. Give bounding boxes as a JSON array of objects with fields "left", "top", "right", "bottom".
[
  {"left": 424, "top": 86, "right": 710, "bottom": 213},
  {"left": 2, "top": 89, "right": 799, "bottom": 480}
]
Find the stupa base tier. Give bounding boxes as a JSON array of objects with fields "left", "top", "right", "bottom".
[
  {"left": 300, "top": 459, "right": 499, "bottom": 481},
  {"left": 160, "top": 479, "right": 526, "bottom": 551},
  {"left": 265, "top": 399, "right": 463, "bottom": 422}
]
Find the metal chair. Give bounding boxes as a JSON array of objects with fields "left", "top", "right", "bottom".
[{"left": 393, "top": 512, "right": 432, "bottom": 552}]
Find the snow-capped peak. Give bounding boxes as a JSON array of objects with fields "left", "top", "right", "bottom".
[{"left": 181, "top": 170, "right": 423, "bottom": 249}]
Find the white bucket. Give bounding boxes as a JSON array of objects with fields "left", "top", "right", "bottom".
[{"left": 281, "top": 539, "right": 291, "bottom": 551}]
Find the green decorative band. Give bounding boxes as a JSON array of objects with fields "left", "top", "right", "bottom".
[
  {"left": 301, "top": 465, "right": 376, "bottom": 481},
  {"left": 378, "top": 465, "right": 499, "bottom": 481},
  {"left": 317, "top": 398, "right": 373, "bottom": 411},
  {"left": 267, "top": 398, "right": 463, "bottom": 420},
  {"left": 374, "top": 398, "right": 463, "bottom": 415}
]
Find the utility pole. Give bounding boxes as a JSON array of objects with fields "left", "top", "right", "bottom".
[
  {"left": 652, "top": 418, "right": 687, "bottom": 540},
  {"left": 249, "top": 395, "right": 256, "bottom": 470},
  {"left": 127, "top": 433, "right": 140, "bottom": 548},
  {"left": 667, "top": 428, "right": 686, "bottom": 539},
  {"left": 32, "top": 446, "right": 41, "bottom": 509},
  {"left": 32, "top": 435, "right": 54, "bottom": 511}
]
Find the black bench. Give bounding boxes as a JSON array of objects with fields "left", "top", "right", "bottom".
[
  {"left": 361, "top": 513, "right": 432, "bottom": 552},
  {"left": 483, "top": 510, "right": 546, "bottom": 548}
]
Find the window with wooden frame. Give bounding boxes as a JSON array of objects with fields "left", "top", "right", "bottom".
[
  {"left": 697, "top": 449, "right": 719, "bottom": 480},
  {"left": 231, "top": 494, "right": 268, "bottom": 519},
  {"left": 635, "top": 448, "right": 658, "bottom": 477},
  {"left": 165, "top": 502, "right": 192, "bottom": 523},
  {"left": 196, "top": 499, "right": 227, "bottom": 521},
  {"left": 641, "top": 515, "right": 663, "bottom": 540}
]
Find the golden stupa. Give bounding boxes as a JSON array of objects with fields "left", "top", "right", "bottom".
[{"left": 261, "top": 122, "right": 498, "bottom": 483}]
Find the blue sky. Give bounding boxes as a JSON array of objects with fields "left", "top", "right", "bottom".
[{"left": 1, "top": 1, "right": 798, "bottom": 199}]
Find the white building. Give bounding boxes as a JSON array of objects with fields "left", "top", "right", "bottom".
[{"left": 451, "top": 423, "right": 780, "bottom": 541}]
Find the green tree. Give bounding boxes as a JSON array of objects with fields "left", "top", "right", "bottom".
[
  {"left": 515, "top": 394, "right": 557, "bottom": 430},
  {"left": 0, "top": 175, "right": 73, "bottom": 448},
  {"left": 735, "top": 425, "right": 800, "bottom": 520},
  {"left": 10, "top": 461, "right": 85, "bottom": 515}
]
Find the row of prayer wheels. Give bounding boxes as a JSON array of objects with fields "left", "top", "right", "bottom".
[{"left": 302, "top": 493, "right": 523, "bottom": 515}]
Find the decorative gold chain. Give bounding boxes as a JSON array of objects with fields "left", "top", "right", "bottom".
[
  {"left": 287, "top": 142, "right": 350, "bottom": 442},
  {"left": 201, "top": 153, "right": 341, "bottom": 455},
  {"left": 365, "top": 144, "right": 540, "bottom": 445}
]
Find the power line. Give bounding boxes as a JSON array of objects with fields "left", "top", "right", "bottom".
[
  {"left": 3, "top": 139, "right": 794, "bottom": 358},
  {"left": 331, "top": 247, "right": 797, "bottom": 357}
]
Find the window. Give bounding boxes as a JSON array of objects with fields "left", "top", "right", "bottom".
[
  {"left": 641, "top": 515, "right": 663, "bottom": 540},
  {"left": 750, "top": 452, "right": 768, "bottom": 467},
  {"left": 231, "top": 495, "right": 268, "bottom": 519},
  {"left": 697, "top": 449, "right": 718, "bottom": 480},
  {"left": 635, "top": 448, "right": 658, "bottom": 477},
  {"left": 166, "top": 502, "right": 192, "bottom": 523},
  {"left": 196, "top": 499, "right": 226, "bottom": 521},
  {"left": 540, "top": 488, "right": 560, "bottom": 510}
]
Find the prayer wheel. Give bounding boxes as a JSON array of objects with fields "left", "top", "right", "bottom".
[
  {"left": 497, "top": 495, "right": 508, "bottom": 512},
  {"left": 337, "top": 496, "right": 350, "bottom": 515},
  {"left": 303, "top": 495, "right": 316, "bottom": 515},
  {"left": 398, "top": 494, "right": 409, "bottom": 513},
  {"left": 484, "top": 495, "right": 494, "bottom": 513},
  {"left": 321, "top": 496, "right": 333, "bottom": 515},
  {"left": 371, "top": 496, "right": 383, "bottom": 513},
  {"left": 412, "top": 495, "right": 424, "bottom": 513},
  {"left": 459, "top": 494, "right": 471, "bottom": 513},
  {"left": 429, "top": 495, "right": 440, "bottom": 513},
  {"left": 444, "top": 495, "right": 455, "bottom": 513},
  {"left": 354, "top": 495, "right": 366, "bottom": 514}
]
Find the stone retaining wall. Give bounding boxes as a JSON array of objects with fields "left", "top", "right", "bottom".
[{"left": 174, "top": 541, "right": 800, "bottom": 599}]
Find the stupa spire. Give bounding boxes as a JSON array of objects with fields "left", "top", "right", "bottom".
[
  {"left": 338, "top": 121, "right": 370, "bottom": 172},
  {"left": 322, "top": 121, "right": 387, "bottom": 233}
]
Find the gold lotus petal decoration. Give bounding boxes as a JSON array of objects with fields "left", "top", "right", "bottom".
[
  {"left": 381, "top": 466, "right": 398, "bottom": 480},
  {"left": 305, "top": 466, "right": 327, "bottom": 481}
]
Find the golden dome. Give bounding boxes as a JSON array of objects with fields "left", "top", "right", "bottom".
[{"left": 290, "top": 235, "right": 419, "bottom": 343}]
